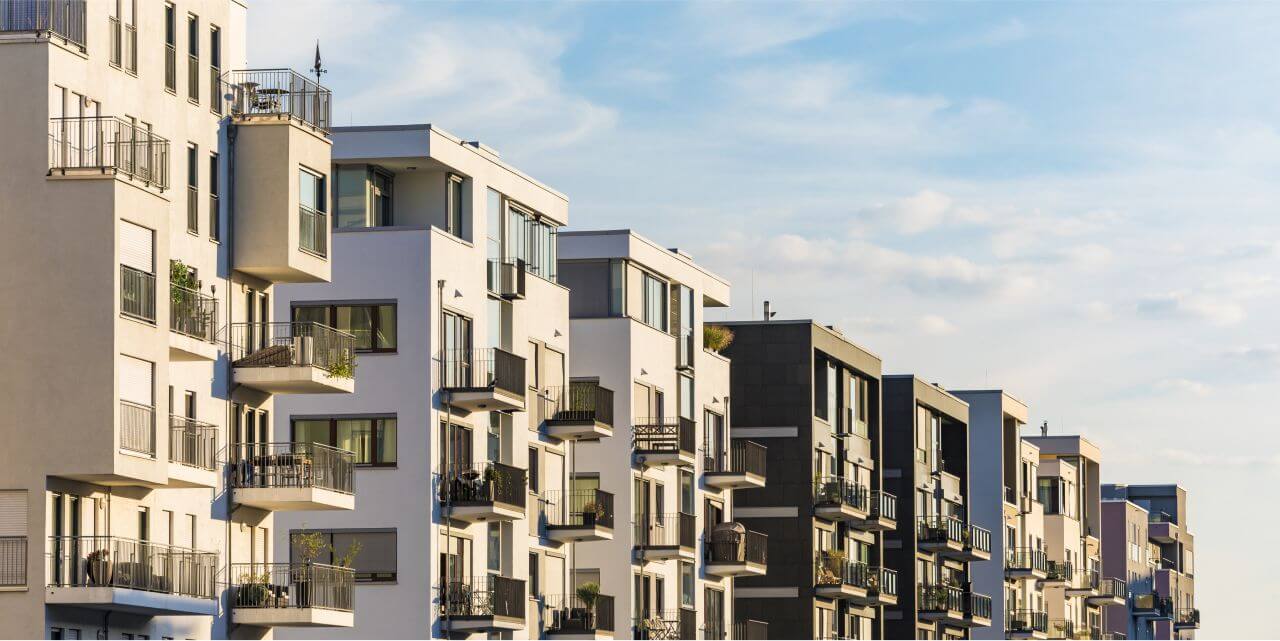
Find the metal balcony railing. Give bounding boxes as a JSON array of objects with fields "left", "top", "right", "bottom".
[
  {"left": 814, "top": 553, "right": 871, "bottom": 588},
  {"left": 545, "top": 593, "right": 614, "bottom": 634},
  {"left": 230, "top": 442, "right": 354, "bottom": 494},
  {"left": 918, "top": 515, "right": 965, "bottom": 545},
  {"left": 119, "top": 400, "right": 155, "bottom": 456},
  {"left": 440, "top": 575, "right": 524, "bottom": 619},
  {"left": 47, "top": 536, "right": 216, "bottom": 598},
  {"left": 542, "top": 381, "right": 614, "bottom": 427},
  {"left": 1176, "top": 608, "right": 1199, "bottom": 626},
  {"left": 919, "top": 584, "right": 964, "bottom": 612},
  {"left": 633, "top": 608, "right": 695, "bottom": 640},
  {"left": 1007, "top": 609, "right": 1049, "bottom": 634},
  {"left": 545, "top": 489, "right": 613, "bottom": 530},
  {"left": 706, "top": 526, "right": 766, "bottom": 566},
  {"left": 224, "top": 69, "right": 331, "bottom": 133},
  {"left": 966, "top": 592, "right": 993, "bottom": 620},
  {"left": 1133, "top": 593, "right": 1173, "bottom": 616},
  {"left": 0, "top": 536, "right": 26, "bottom": 587},
  {"left": 871, "top": 490, "right": 897, "bottom": 521},
  {"left": 873, "top": 567, "right": 897, "bottom": 598},
  {"left": 441, "top": 347, "right": 526, "bottom": 396},
  {"left": 1097, "top": 576, "right": 1126, "bottom": 599},
  {"left": 1007, "top": 547, "right": 1048, "bottom": 573},
  {"left": 49, "top": 116, "right": 169, "bottom": 189},
  {"left": 732, "top": 619, "right": 768, "bottom": 640},
  {"left": 170, "top": 284, "right": 218, "bottom": 342},
  {"left": 229, "top": 322, "right": 356, "bottom": 376},
  {"left": 634, "top": 512, "right": 695, "bottom": 549},
  {"left": 813, "top": 477, "right": 868, "bottom": 511},
  {"left": 169, "top": 415, "right": 216, "bottom": 471},
  {"left": 230, "top": 562, "right": 353, "bottom": 611},
  {"left": 705, "top": 439, "right": 766, "bottom": 477},
  {"left": 968, "top": 524, "right": 992, "bottom": 554},
  {"left": 438, "top": 463, "right": 526, "bottom": 509},
  {"left": 0, "top": 0, "right": 84, "bottom": 48},
  {"left": 487, "top": 258, "right": 525, "bottom": 298},
  {"left": 299, "top": 202, "right": 327, "bottom": 257},
  {"left": 120, "top": 265, "right": 156, "bottom": 322},
  {"left": 1049, "top": 619, "right": 1075, "bottom": 638},
  {"left": 633, "top": 417, "right": 696, "bottom": 456},
  {"left": 1045, "top": 559, "right": 1072, "bottom": 582},
  {"left": 1074, "top": 568, "right": 1100, "bottom": 591}
]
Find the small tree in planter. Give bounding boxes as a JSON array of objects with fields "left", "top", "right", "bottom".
[
  {"left": 575, "top": 581, "right": 601, "bottom": 627},
  {"left": 291, "top": 530, "right": 361, "bottom": 607},
  {"left": 237, "top": 571, "right": 271, "bottom": 607}
]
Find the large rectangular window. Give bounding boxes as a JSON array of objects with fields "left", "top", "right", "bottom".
[
  {"left": 505, "top": 203, "right": 557, "bottom": 281},
  {"left": 292, "top": 416, "right": 397, "bottom": 466},
  {"left": 334, "top": 165, "right": 394, "bottom": 229},
  {"left": 641, "top": 272, "right": 667, "bottom": 331},
  {"left": 439, "top": 422, "right": 473, "bottom": 471},
  {"left": 290, "top": 529, "right": 396, "bottom": 582},
  {"left": 299, "top": 168, "right": 328, "bottom": 256},
  {"left": 292, "top": 303, "right": 397, "bottom": 352}
]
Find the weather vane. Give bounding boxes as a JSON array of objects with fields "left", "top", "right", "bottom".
[{"left": 312, "top": 40, "right": 326, "bottom": 85}]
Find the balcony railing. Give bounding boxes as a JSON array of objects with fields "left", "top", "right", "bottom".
[
  {"left": 633, "top": 417, "right": 696, "bottom": 455},
  {"left": 49, "top": 116, "right": 169, "bottom": 189},
  {"left": 299, "top": 203, "right": 327, "bottom": 257},
  {"left": 1073, "top": 568, "right": 1100, "bottom": 591},
  {"left": 1045, "top": 560, "right": 1072, "bottom": 582},
  {"left": 0, "top": 536, "right": 26, "bottom": 587},
  {"left": 918, "top": 515, "right": 965, "bottom": 546},
  {"left": 230, "top": 562, "right": 353, "bottom": 611},
  {"left": 545, "top": 489, "right": 613, "bottom": 530},
  {"left": 705, "top": 439, "right": 766, "bottom": 477},
  {"left": 169, "top": 415, "right": 217, "bottom": 471},
  {"left": 1007, "top": 547, "right": 1048, "bottom": 573},
  {"left": 1049, "top": 619, "right": 1075, "bottom": 638},
  {"left": 170, "top": 284, "right": 218, "bottom": 342},
  {"left": 120, "top": 265, "right": 156, "bottom": 323},
  {"left": 634, "top": 512, "right": 695, "bottom": 549},
  {"left": 440, "top": 575, "right": 524, "bottom": 620},
  {"left": 441, "top": 347, "right": 525, "bottom": 396},
  {"left": 813, "top": 477, "right": 868, "bottom": 511},
  {"left": 543, "top": 381, "right": 614, "bottom": 427},
  {"left": 919, "top": 584, "right": 963, "bottom": 613},
  {"left": 873, "top": 567, "right": 898, "bottom": 598},
  {"left": 966, "top": 592, "right": 993, "bottom": 620},
  {"left": 871, "top": 490, "right": 897, "bottom": 522},
  {"left": 814, "top": 553, "right": 871, "bottom": 588},
  {"left": 230, "top": 442, "right": 354, "bottom": 494},
  {"left": 47, "top": 536, "right": 216, "bottom": 599},
  {"left": 706, "top": 525, "right": 766, "bottom": 566},
  {"left": 733, "top": 619, "right": 768, "bottom": 640},
  {"left": 968, "top": 524, "right": 992, "bottom": 555},
  {"left": 229, "top": 322, "right": 356, "bottom": 376},
  {"left": 0, "top": 0, "right": 85, "bottom": 48},
  {"left": 119, "top": 399, "right": 155, "bottom": 456},
  {"left": 224, "top": 68, "right": 331, "bottom": 133},
  {"left": 1133, "top": 593, "right": 1173, "bottom": 616},
  {"left": 545, "top": 593, "right": 614, "bottom": 634},
  {"left": 634, "top": 608, "right": 695, "bottom": 640},
  {"left": 438, "top": 463, "right": 527, "bottom": 509},
  {"left": 1097, "top": 577, "right": 1126, "bottom": 599},
  {"left": 1176, "top": 608, "right": 1199, "bottom": 627},
  {"left": 1007, "top": 609, "right": 1048, "bottom": 634},
  {"left": 487, "top": 258, "right": 525, "bottom": 298}
]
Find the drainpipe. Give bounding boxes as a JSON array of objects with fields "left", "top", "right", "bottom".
[
  {"left": 223, "top": 117, "right": 240, "bottom": 635},
  {"left": 437, "top": 278, "right": 451, "bottom": 632}
]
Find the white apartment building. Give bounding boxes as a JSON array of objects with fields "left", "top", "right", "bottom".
[
  {"left": 271, "top": 124, "right": 592, "bottom": 639},
  {"left": 559, "top": 231, "right": 753, "bottom": 640},
  {"left": 0, "top": 0, "right": 360, "bottom": 637}
]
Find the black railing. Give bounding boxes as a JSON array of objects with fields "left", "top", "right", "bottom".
[
  {"left": 1045, "top": 560, "right": 1072, "bottom": 582},
  {"left": 487, "top": 258, "right": 525, "bottom": 298},
  {"left": 438, "top": 463, "right": 527, "bottom": 509},
  {"left": 919, "top": 584, "right": 963, "bottom": 613},
  {"left": 0, "top": 537, "right": 26, "bottom": 587},
  {"left": 169, "top": 415, "right": 217, "bottom": 471},
  {"left": 873, "top": 567, "right": 897, "bottom": 597},
  {"left": 634, "top": 608, "right": 695, "bottom": 640},
  {"left": 230, "top": 562, "right": 353, "bottom": 611},
  {"left": 633, "top": 417, "right": 696, "bottom": 456},
  {"left": 1007, "top": 609, "right": 1048, "bottom": 634},
  {"left": 299, "top": 202, "right": 327, "bottom": 257},
  {"left": 706, "top": 439, "right": 766, "bottom": 477},
  {"left": 47, "top": 536, "right": 216, "bottom": 599},
  {"left": 706, "top": 526, "right": 767, "bottom": 566},
  {"left": 440, "top": 575, "right": 525, "bottom": 620},
  {"left": 871, "top": 490, "right": 897, "bottom": 521},
  {"left": 170, "top": 284, "right": 218, "bottom": 342},
  {"left": 229, "top": 322, "right": 356, "bottom": 376},
  {"left": 545, "top": 489, "right": 613, "bottom": 530},
  {"left": 230, "top": 442, "right": 354, "bottom": 494},
  {"left": 224, "top": 68, "right": 331, "bottom": 133},
  {"left": 814, "top": 477, "right": 868, "bottom": 511},
  {"left": 1049, "top": 619, "right": 1075, "bottom": 638},
  {"left": 545, "top": 593, "right": 614, "bottom": 634},
  {"left": 119, "top": 400, "right": 155, "bottom": 456},
  {"left": 120, "top": 265, "right": 156, "bottom": 322},
  {"left": 635, "top": 512, "right": 695, "bottom": 549},
  {"left": 814, "top": 553, "right": 871, "bottom": 588},
  {"left": 1176, "top": 608, "right": 1199, "bottom": 626},
  {"left": 966, "top": 592, "right": 993, "bottom": 620},
  {"left": 1098, "top": 577, "right": 1126, "bottom": 599},
  {"left": 0, "top": 0, "right": 85, "bottom": 48},
  {"left": 544, "top": 381, "right": 615, "bottom": 427},
  {"left": 733, "top": 619, "right": 768, "bottom": 640},
  {"left": 441, "top": 347, "right": 526, "bottom": 396},
  {"left": 1007, "top": 547, "right": 1048, "bottom": 573},
  {"left": 918, "top": 515, "right": 965, "bottom": 545},
  {"left": 968, "top": 524, "right": 992, "bottom": 554},
  {"left": 1133, "top": 593, "right": 1173, "bottom": 615},
  {"left": 49, "top": 116, "right": 169, "bottom": 188}
]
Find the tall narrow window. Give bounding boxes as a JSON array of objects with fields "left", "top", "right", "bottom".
[
  {"left": 186, "top": 14, "right": 199, "bottom": 103},
  {"left": 641, "top": 272, "right": 667, "bottom": 331},
  {"left": 186, "top": 144, "right": 198, "bottom": 234},
  {"left": 447, "top": 174, "right": 465, "bottom": 238},
  {"left": 298, "top": 168, "right": 327, "bottom": 256},
  {"left": 108, "top": 1, "right": 122, "bottom": 67},
  {"left": 209, "top": 25, "right": 221, "bottom": 114},
  {"left": 163, "top": 4, "right": 176, "bottom": 93},
  {"left": 208, "top": 153, "right": 219, "bottom": 241},
  {"left": 122, "top": 0, "right": 136, "bottom": 73},
  {"left": 372, "top": 167, "right": 394, "bottom": 226}
]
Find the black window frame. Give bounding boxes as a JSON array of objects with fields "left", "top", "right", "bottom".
[
  {"left": 291, "top": 302, "right": 397, "bottom": 353},
  {"left": 290, "top": 528, "right": 397, "bottom": 583},
  {"left": 291, "top": 416, "right": 398, "bottom": 468}
]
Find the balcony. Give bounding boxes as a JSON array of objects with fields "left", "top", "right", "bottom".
[
  {"left": 230, "top": 322, "right": 356, "bottom": 394},
  {"left": 545, "top": 593, "right": 614, "bottom": 640},
  {"left": 704, "top": 524, "right": 767, "bottom": 577},
  {"left": 1131, "top": 593, "right": 1173, "bottom": 619},
  {"left": 231, "top": 562, "right": 354, "bottom": 628},
  {"left": 634, "top": 608, "right": 696, "bottom": 640},
  {"left": 1007, "top": 609, "right": 1048, "bottom": 639},
  {"left": 918, "top": 584, "right": 965, "bottom": 626},
  {"left": 732, "top": 620, "right": 768, "bottom": 640},
  {"left": 1041, "top": 560, "right": 1071, "bottom": 586},
  {"left": 632, "top": 418, "right": 696, "bottom": 467},
  {"left": 119, "top": 400, "right": 156, "bottom": 458},
  {"left": 1175, "top": 608, "right": 1199, "bottom": 630},
  {"left": 871, "top": 567, "right": 898, "bottom": 606},
  {"left": 634, "top": 512, "right": 696, "bottom": 561},
  {"left": 862, "top": 490, "right": 897, "bottom": 531},
  {"left": 813, "top": 553, "right": 873, "bottom": 603},
  {"left": 965, "top": 592, "right": 993, "bottom": 627},
  {"left": 1047, "top": 619, "right": 1075, "bottom": 640},
  {"left": 1065, "top": 568, "right": 1099, "bottom": 597},
  {"left": 440, "top": 575, "right": 525, "bottom": 632},
  {"left": 442, "top": 347, "right": 526, "bottom": 412},
  {"left": 918, "top": 515, "right": 964, "bottom": 555},
  {"left": 487, "top": 258, "right": 526, "bottom": 300},
  {"left": 963, "top": 524, "right": 992, "bottom": 561},
  {"left": 813, "top": 477, "right": 868, "bottom": 522},
  {"left": 1006, "top": 547, "right": 1048, "bottom": 580},
  {"left": 169, "top": 284, "right": 218, "bottom": 361},
  {"left": 48, "top": 116, "right": 168, "bottom": 189},
  {"left": 1087, "top": 577, "right": 1127, "bottom": 606},
  {"left": 231, "top": 442, "right": 355, "bottom": 511},
  {"left": 545, "top": 489, "right": 614, "bottom": 542},
  {"left": 0, "top": 0, "right": 85, "bottom": 48},
  {"left": 225, "top": 69, "right": 331, "bottom": 134},
  {"left": 542, "top": 382, "right": 614, "bottom": 441},
  {"left": 166, "top": 416, "right": 217, "bottom": 488},
  {"left": 438, "top": 463, "right": 526, "bottom": 523},
  {"left": 46, "top": 536, "right": 217, "bottom": 616},
  {"left": 704, "top": 440, "right": 766, "bottom": 490}
]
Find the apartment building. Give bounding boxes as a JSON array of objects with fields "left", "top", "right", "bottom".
[
  {"left": 268, "top": 124, "right": 583, "bottom": 639},
  {"left": 1024, "top": 436, "right": 1125, "bottom": 640},
  {"left": 0, "top": 0, "right": 359, "bottom": 638},
  {"left": 558, "top": 230, "right": 756, "bottom": 640},
  {"left": 719, "top": 320, "right": 896, "bottom": 640},
  {"left": 1101, "top": 484, "right": 1198, "bottom": 640}
]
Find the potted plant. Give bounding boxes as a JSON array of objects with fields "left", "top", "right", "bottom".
[
  {"left": 86, "top": 548, "right": 113, "bottom": 586},
  {"left": 575, "top": 581, "right": 601, "bottom": 628},
  {"left": 237, "top": 571, "right": 271, "bottom": 607},
  {"left": 703, "top": 325, "right": 734, "bottom": 353},
  {"left": 581, "top": 502, "right": 599, "bottom": 527}
]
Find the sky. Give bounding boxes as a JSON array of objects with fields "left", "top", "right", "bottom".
[{"left": 249, "top": 2, "right": 1280, "bottom": 636}]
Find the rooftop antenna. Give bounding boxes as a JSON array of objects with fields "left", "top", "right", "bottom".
[
  {"left": 312, "top": 40, "right": 327, "bottom": 85},
  {"left": 1040, "top": 420, "right": 1049, "bottom": 437},
  {"left": 763, "top": 300, "right": 776, "bottom": 321}
]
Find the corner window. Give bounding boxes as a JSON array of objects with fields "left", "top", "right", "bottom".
[
  {"left": 290, "top": 529, "right": 397, "bottom": 582},
  {"left": 335, "top": 164, "right": 393, "bottom": 229},
  {"left": 292, "top": 303, "right": 396, "bottom": 352},
  {"left": 292, "top": 417, "right": 397, "bottom": 466}
]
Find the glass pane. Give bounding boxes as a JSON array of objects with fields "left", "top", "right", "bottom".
[
  {"left": 376, "top": 305, "right": 396, "bottom": 350},
  {"left": 292, "top": 305, "right": 328, "bottom": 327},
  {"left": 377, "top": 419, "right": 397, "bottom": 464},
  {"left": 335, "top": 306, "right": 374, "bottom": 351},
  {"left": 337, "top": 419, "right": 373, "bottom": 464},
  {"left": 571, "top": 476, "right": 600, "bottom": 492},
  {"left": 293, "top": 420, "right": 331, "bottom": 447},
  {"left": 299, "top": 170, "right": 318, "bottom": 211},
  {"left": 336, "top": 165, "right": 368, "bottom": 229}
]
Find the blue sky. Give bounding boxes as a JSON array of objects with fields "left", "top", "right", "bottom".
[{"left": 253, "top": 2, "right": 1280, "bottom": 636}]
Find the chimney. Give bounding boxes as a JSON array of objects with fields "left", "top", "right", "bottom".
[{"left": 763, "top": 301, "right": 773, "bottom": 321}]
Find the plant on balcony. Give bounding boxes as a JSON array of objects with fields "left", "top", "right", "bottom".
[
  {"left": 576, "top": 581, "right": 601, "bottom": 626},
  {"left": 703, "top": 325, "right": 734, "bottom": 353},
  {"left": 170, "top": 260, "right": 198, "bottom": 303},
  {"left": 86, "top": 548, "right": 113, "bottom": 586},
  {"left": 325, "top": 351, "right": 357, "bottom": 379},
  {"left": 581, "top": 501, "right": 605, "bottom": 526},
  {"left": 237, "top": 571, "right": 272, "bottom": 607}
]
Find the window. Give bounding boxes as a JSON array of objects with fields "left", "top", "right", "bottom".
[
  {"left": 291, "top": 530, "right": 397, "bottom": 582},
  {"left": 678, "top": 374, "right": 694, "bottom": 421},
  {"left": 506, "top": 203, "right": 557, "bottom": 281},
  {"left": 487, "top": 523, "right": 502, "bottom": 572},
  {"left": 292, "top": 417, "right": 397, "bottom": 466},
  {"left": 118, "top": 221, "right": 155, "bottom": 322},
  {"left": 186, "top": 14, "right": 199, "bottom": 103},
  {"left": 186, "top": 143, "right": 198, "bottom": 234},
  {"left": 679, "top": 470, "right": 694, "bottom": 514},
  {"left": 292, "top": 303, "right": 396, "bottom": 352},
  {"left": 528, "top": 552, "right": 540, "bottom": 597},
  {"left": 705, "top": 588, "right": 725, "bottom": 639},
  {"left": 447, "top": 174, "right": 464, "bottom": 237},
  {"left": 609, "top": 260, "right": 625, "bottom": 316},
  {"left": 209, "top": 25, "right": 221, "bottom": 114},
  {"left": 680, "top": 561, "right": 695, "bottom": 608},
  {"left": 163, "top": 4, "right": 176, "bottom": 93},
  {"left": 850, "top": 375, "right": 869, "bottom": 438},
  {"left": 641, "top": 272, "right": 667, "bottom": 331},
  {"left": 439, "top": 423, "right": 472, "bottom": 471},
  {"left": 208, "top": 153, "right": 219, "bottom": 241},
  {"left": 528, "top": 447, "right": 540, "bottom": 493},
  {"left": 335, "top": 165, "right": 394, "bottom": 229},
  {"left": 299, "top": 167, "right": 328, "bottom": 256}
]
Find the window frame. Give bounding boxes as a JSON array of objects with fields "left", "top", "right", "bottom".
[
  {"left": 290, "top": 528, "right": 397, "bottom": 583},
  {"left": 291, "top": 302, "right": 397, "bottom": 353},
  {"left": 291, "top": 416, "right": 398, "bottom": 467}
]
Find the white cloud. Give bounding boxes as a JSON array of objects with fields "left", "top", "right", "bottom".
[
  {"left": 1136, "top": 291, "right": 1247, "bottom": 326},
  {"left": 1153, "top": 378, "right": 1211, "bottom": 397},
  {"left": 918, "top": 315, "right": 958, "bottom": 336}
]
